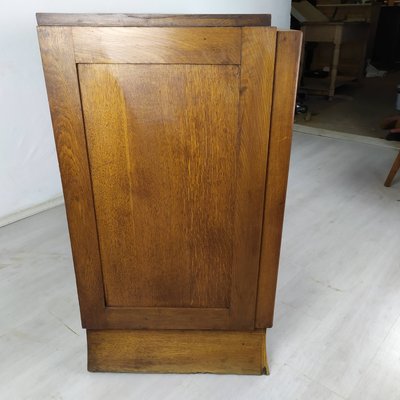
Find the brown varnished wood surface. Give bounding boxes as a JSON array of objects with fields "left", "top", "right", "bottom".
[
  {"left": 255, "top": 30, "right": 302, "bottom": 329},
  {"left": 37, "top": 21, "right": 301, "bottom": 337},
  {"left": 87, "top": 329, "right": 267, "bottom": 374},
  {"left": 102, "top": 307, "right": 230, "bottom": 330},
  {"left": 78, "top": 64, "right": 238, "bottom": 310},
  {"left": 75, "top": 27, "right": 278, "bottom": 331},
  {"left": 72, "top": 27, "right": 240, "bottom": 64},
  {"left": 229, "top": 27, "right": 277, "bottom": 329},
  {"left": 36, "top": 27, "right": 105, "bottom": 326},
  {"left": 72, "top": 27, "right": 241, "bottom": 64},
  {"left": 36, "top": 13, "right": 271, "bottom": 27}
]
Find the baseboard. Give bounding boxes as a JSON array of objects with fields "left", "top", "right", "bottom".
[
  {"left": 87, "top": 329, "right": 268, "bottom": 375},
  {"left": 0, "top": 195, "right": 65, "bottom": 228},
  {"left": 294, "top": 124, "right": 400, "bottom": 150}
]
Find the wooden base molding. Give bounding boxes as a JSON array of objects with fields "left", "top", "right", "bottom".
[{"left": 87, "top": 329, "right": 268, "bottom": 375}]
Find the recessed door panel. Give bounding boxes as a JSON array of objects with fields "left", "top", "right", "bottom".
[{"left": 79, "top": 64, "right": 238, "bottom": 309}]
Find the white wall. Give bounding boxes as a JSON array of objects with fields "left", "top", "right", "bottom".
[{"left": 0, "top": 0, "right": 291, "bottom": 224}]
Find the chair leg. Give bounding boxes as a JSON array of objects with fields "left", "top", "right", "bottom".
[{"left": 385, "top": 150, "right": 400, "bottom": 187}]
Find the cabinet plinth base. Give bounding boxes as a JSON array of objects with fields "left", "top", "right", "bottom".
[{"left": 87, "top": 329, "right": 268, "bottom": 375}]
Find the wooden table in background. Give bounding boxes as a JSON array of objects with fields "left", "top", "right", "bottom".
[{"left": 300, "top": 21, "right": 369, "bottom": 99}]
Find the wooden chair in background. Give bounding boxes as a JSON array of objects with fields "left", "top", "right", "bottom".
[
  {"left": 382, "top": 116, "right": 400, "bottom": 187},
  {"left": 385, "top": 151, "right": 400, "bottom": 187}
]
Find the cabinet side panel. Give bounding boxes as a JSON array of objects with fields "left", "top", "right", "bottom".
[
  {"left": 255, "top": 30, "right": 302, "bottom": 329},
  {"left": 37, "top": 27, "right": 105, "bottom": 327}
]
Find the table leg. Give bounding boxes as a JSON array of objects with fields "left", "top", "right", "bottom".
[{"left": 329, "top": 25, "right": 343, "bottom": 100}]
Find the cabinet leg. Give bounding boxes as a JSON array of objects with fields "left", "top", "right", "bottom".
[{"left": 87, "top": 329, "right": 268, "bottom": 375}]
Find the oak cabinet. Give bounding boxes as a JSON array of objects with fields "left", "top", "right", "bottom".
[{"left": 37, "top": 13, "right": 301, "bottom": 375}]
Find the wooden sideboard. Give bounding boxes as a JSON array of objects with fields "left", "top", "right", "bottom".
[{"left": 37, "top": 13, "right": 301, "bottom": 375}]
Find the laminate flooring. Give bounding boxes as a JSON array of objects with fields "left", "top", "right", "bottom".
[{"left": 1, "top": 132, "right": 400, "bottom": 399}]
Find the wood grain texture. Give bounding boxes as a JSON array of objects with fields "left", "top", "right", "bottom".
[
  {"left": 255, "top": 30, "right": 302, "bottom": 329},
  {"left": 36, "top": 27, "right": 105, "bottom": 327},
  {"left": 78, "top": 64, "right": 238, "bottom": 309},
  {"left": 229, "top": 26, "right": 277, "bottom": 329},
  {"left": 36, "top": 13, "right": 271, "bottom": 27},
  {"left": 75, "top": 26, "right": 279, "bottom": 330},
  {"left": 87, "top": 329, "right": 268, "bottom": 375},
  {"left": 102, "top": 307, "right": 230, "bottom": 330},
  {"left": 72, "top": 27, "right": 241, "bottom": 64},
  {"left": 37, "top": 22, "right": 298, "bottom": 337}
]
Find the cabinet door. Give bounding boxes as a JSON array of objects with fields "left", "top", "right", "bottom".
[{"left": 38, "top": 25, "right": 276, "bottom": 330}]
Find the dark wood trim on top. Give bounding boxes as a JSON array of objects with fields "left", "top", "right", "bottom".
[{"left": 36, "top": 13, "right": 271, "bottom": 27}]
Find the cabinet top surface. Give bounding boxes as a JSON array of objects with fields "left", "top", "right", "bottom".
[{"left": 36, "top": 13, "right": 271, "bottom": 27}]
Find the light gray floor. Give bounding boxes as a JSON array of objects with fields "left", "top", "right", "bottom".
[{"left": 1, "top": 132, "right": 400, "bottom": 400}]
